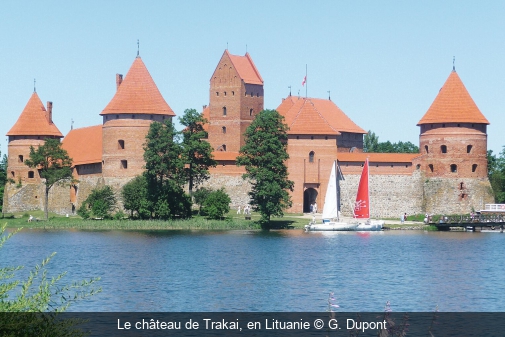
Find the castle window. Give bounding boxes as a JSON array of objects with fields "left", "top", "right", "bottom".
[
  {"left": 460, "top": 182, "right": 465, "bottom": 190},
  {"left": 450, "top": 164, "right": 457, "bottom": 173},
  {"left": 441, "top": 145, "right": 447, "bottom": 153},
  {"left": 18, "top": 155, "right": 23, "bottom": 163},
  {"left": 118, "top": 140, "right": 125, "bottom": 150},
  {"left": 28, "top": 171, "right": 34, "bottom": 179},
  {"left": 256, "top": 93, "right": 259, "bottom": 97},
  {"left": 250, "top": 92, "right": 253, "bottom": 97},
  {"left": 428, "top": 164, "right": 434, "bottom": 172},
  {"left": 425, "top": 145, "right": 429, "bottom": 154},
  {"left": 222, "top": 126, "right": 226, "bottom": 134},
  {"left": 232, "top": 91, "right": 234, "bottom": 96},
  {"left": 467, "top": 145, "right": 473, "bottom": 153},
  {"left": 472, "top": 164, "right": 478, "bottom": 172},
  {"left": 121, "top": 160, "right": 128, "bottom": 169},
  {"left": 222, "top": 144, "right": 226, "bottom": 151},
  {"left": 224, "top": 91, "right": 227, "bottom": 96},
  {"left": 11, "top": 171, "right": 14, "bottom": 178},
  {"left": 309, "top": 151, "right": 315, "bottom": 163},
  {"left": 416, "top": 164, "right": 421, "bottom": 170},
  {"left": 216, "top": 92, "right": 219, "bottom": 96},
  {"left": 249, "top": 108, "right": 253, "bottom": 116},
  {"left": 223, "top": 107, "right": 227, "bottom": 116}
]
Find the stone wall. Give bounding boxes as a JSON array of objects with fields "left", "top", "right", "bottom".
[
  {"left": 338, "top": 170, "right": 424, "bottom": 218},
  {"left": 422, "top": 177, "right": 494, "bottom": 215},
  {"left": 199, "top": 174, "right": 252, "bottom": 209}
]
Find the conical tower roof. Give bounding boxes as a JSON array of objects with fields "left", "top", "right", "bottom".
[
  {"left": 417, "top": 71, "right": 489, "bottom": 125},
  {"left": 7, "top": 92, "right": 63, "bottom": 137},
  {"left": 100, "top": 57, "right": 175, "bottom": 116}
]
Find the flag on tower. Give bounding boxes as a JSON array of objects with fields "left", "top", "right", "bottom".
[{"left": 302, "top": 76, "right": 306, "bottom": 86}]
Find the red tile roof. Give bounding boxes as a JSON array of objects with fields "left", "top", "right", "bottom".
[
  {"left": 226, "top": 51, "right": 263, "bottom": 85},
  {"left": 62, "top": 125, "right": 102, "bottom": 166},
  {"left": 212, "top": 151, "right": 239, "bottom": 161},
  {"left": 7, "top": 92, "right": 63, "bottom": 137},
  {"left": 418, "top": 71, "right": 489, "bottom": 125},
  {"left": 101, "top": 57, "right": 175, "bottom": 116},
  {"left": 337, "top": 152, "right": 421, "bottom": 163},
  {"left": 277, "top": 96, "right": 366, "bottom": 135}
]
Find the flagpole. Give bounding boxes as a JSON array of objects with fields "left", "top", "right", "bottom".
[{"left": 305, "top": 64, "right": 307, "bottom": 98}]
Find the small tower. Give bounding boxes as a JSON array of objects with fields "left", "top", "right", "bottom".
[
  {"left": 207, "top": 50, "right": 264, "bottom": 155},
  {"left": 6, "top": 92, "right": 63, "bottom": 183},
  {"left": 417, "top": 70, "right": 489, "bottom": 178},
  {"left": 417, "top": 69, "right": 493, "bottom": 214},
  {"left": 100, "top": 56, "right": 175, "bottom": 178}
]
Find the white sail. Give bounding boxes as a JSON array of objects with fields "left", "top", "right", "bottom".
[{"left": 322, "top": 161, "right": 338, "bottom": 220}]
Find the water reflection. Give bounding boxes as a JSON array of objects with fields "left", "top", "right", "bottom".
[{"left": 2, "top": 229, "right": 504, "bottom": 311}]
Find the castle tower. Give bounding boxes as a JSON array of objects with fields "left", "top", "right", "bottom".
[
  {"left": 6, "top": 92, "right": 63, "bottom": 183},
  {"left": 207, "top": 50, "right": 264, "bottom": 155},
  {"left": 417, "top": 69, "right": 493, "bottom": 213},
  {"left": 100, "top": 56, "right": 175, "bottom": 178},
  {"left": 417, "top": 69, "right": 489, "bottom": 178}
]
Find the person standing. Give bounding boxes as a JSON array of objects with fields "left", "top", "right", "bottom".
[
  {"left": 313, "top": 202, "right": 318, "bottom": 214},
  {"left": 310, "top": 203, "right": 314, "bottom": 214}
]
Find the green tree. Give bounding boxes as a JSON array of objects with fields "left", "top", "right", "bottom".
[
  {"left": 0, "top": 151, "right": 7, "bottom": 214},
  {"left": 203, "top": 188, "right": 231, "bottom": 219},
  {"left": 0, "top": 224, "right": 100, "bottom": 334},
  {"left": 193, "top": 187, "right": 211, "bottom": 215},
  {"left": 24, "top": 138, "right": 73, "bottom": 220},
  {"left": 143, "top": 120, "right": 191, "bottom": 219},
  {"left": 364, "top": 130, "right": 419, "bottom": 153},
  {"left": 121, "top": 175, "right": 151, "bottom": 219},
  {"left": 363, "top": 130, "right": 379, "bottom": 152},
  {"left": 488, "top": 148, "right": 505, "bottom": 203},
  {"left": 180, "top": 109, "right": 216, "bottom": 196},
  {"left": 80, "top": 186, "right": 116, "bottom": 219},
  {"left": 236, "top": 110, "right": 294, "bottom": 227}
]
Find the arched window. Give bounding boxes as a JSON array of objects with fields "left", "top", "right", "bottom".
[
  {"left": 224, "top": 91, "right": 227, "bottom": 96},
  {"left": 467, "top": 145, "right": 473, "bottom": 153},
  {"left": 118, "top": 140, "right": 125, "bottom": 150},
  {"left": 222, "top": 126, "right": 226, "bottom": 134},
  {"left": 428, "top": 164, "right": 434, "bottom": 173},
  {"left": 309, "top": 151, "right": 315, "bottom": 163},
  {"left": 249, "top": 108, "right": 253, "bottom": 116},
  {"left": 18, "top": 155, "right": 23, "bottom": 163},
  {"left": 121, "top": 160, "right": 128, "bottom": 169},
  {"left": 472, "top": 164, "right": 478, "bottom": 172},
  {"left": 222, "top": 107, "right": 227, "bottom": 116},
  {"left": 416, "top": 164, "right": 421, "bottom": 170},
  {"left": 441, "top": 145, "right": 447, "bottom": 153},
  {"left": 222, "top": 144, "right": 226, "bottom": 151},
  {"left": 450, "top": 164, "right": 457, "bottom": 173},
  {"left": 425, "top": 145, "right": 429, "bottom": 154},
  {"left": 28, "top": 171, "right": 34, "bottom": 178}
]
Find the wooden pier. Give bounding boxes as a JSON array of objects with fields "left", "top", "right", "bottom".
[{"left": 432, "top": 214, "right": 505, "bottom": 231}]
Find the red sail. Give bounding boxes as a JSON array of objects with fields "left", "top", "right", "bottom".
[{"left": 354, "top": 159, "right": 369, "bottom": 218}]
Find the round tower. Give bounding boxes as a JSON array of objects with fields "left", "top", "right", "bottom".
[
  {"left": 6, "top": 92, "right": 63, "bottom": 184},
  {"left": 417, "top": 68, "right": 493, "bottom": 214},
  {"left": 100, "top": 56, "right": 175, "bottom": 178},
  {"left": 418, "top": 70, "right": 489, "bottom": 179}
]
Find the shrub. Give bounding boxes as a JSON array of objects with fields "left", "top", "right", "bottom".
[
  {"left": 77, "top": 203, "right": 91, "bottom": 219},
  {"left": 193, "top": 187, "right": 211, "bottom": 215},
  {"left": 203, "top": 188, "right": 231, "bottom": 220},
  {"left": 81, "top": 186, "right": 116, "bottom": 219}
]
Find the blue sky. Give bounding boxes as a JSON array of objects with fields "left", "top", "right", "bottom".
[{"left": 1, "top": 1, "right": 504, "bottom": 157}]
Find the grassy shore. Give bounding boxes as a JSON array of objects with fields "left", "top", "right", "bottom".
[{"left": 1, "top": 210, "right": 309, "bottom": 230}]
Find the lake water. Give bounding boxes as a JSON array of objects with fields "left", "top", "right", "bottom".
[{"left": 2, "top": 229, "right": 505, "bottom": 312}]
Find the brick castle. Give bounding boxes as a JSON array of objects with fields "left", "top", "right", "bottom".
[{"left": 3, "top": 51, "right": 494, "bottom": 217}]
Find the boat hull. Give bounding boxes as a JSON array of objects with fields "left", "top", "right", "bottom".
[
  {"left": 305, "top": 222, "right": 358, "bottom": 231},
  {"left": 355, "top": 219, "right": 384, "bottom": 231}
]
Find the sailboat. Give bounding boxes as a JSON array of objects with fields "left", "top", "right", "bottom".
[
  {"left": 304, "top": 161, "right": 357, "bottom": 231},
  {"left": 353, "top": 158, "right": 384, "bottom": 231}
]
